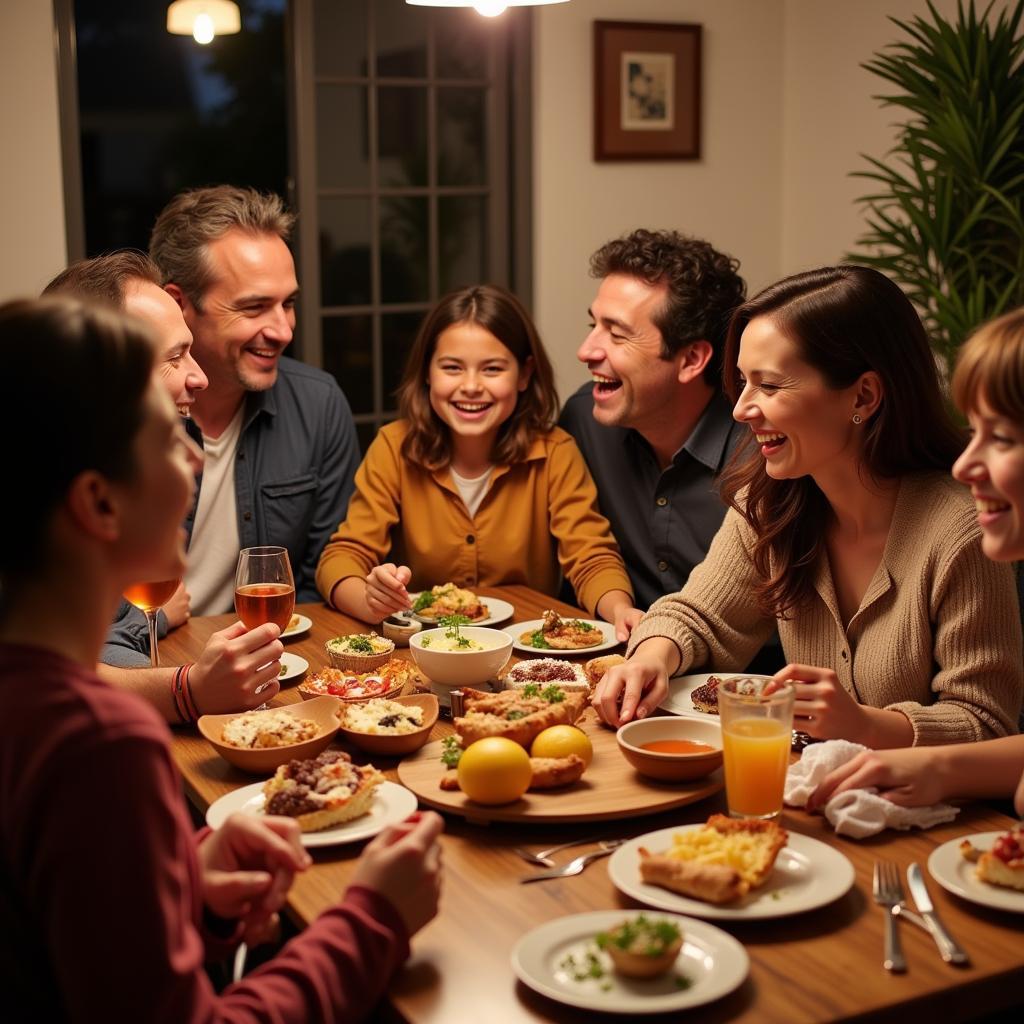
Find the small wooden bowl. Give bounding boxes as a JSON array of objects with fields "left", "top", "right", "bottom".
[
  {"left": 324, "top": 634, "right": 395, "bottom": 672},
  {"left": 616, "top": 717, "right": 723, "bottom": 782},
  {"left": 336, "top": 693, "right": 439, "bottom": 756},
  {"left": 198, "top": 696, "right": 341, "bottom": 774}
]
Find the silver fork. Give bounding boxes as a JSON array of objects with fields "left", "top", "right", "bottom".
[
  {"left": 514, "top": 835, "right": 606, "bottom": 868},
  {"left": 873, "top": 861, "right": 907, "bottom": 973},
  {"left": 519, "top": 839, "right": 626, "bottom": 883}
]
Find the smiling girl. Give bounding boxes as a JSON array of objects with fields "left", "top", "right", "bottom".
[
  {"left": 594, "top": 266, "right": 1023, "bottom": 745},
  {"left": 316, "top": 285, "right": 639, "bottom": 632}
]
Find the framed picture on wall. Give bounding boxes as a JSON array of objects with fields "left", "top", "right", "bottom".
[{"left": 593, "top": 20, "right": 702, "bottom": 162}]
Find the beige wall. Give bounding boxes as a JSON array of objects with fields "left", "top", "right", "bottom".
[{"left": 0, "top": 1, "right": 66, "bottom": 300}]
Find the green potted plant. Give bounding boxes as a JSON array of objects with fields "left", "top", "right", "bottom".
[{"left": 849, "top": 0, "right": 1024, "bottom": 374}]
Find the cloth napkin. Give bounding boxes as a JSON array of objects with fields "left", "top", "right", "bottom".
[{"left": 784, "top": 739, "right": 960, "bottom": 839}]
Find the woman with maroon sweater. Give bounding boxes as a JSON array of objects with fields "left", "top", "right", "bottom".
[{"left": 0, "top": 297, "right": 442, "bottom": 1022}]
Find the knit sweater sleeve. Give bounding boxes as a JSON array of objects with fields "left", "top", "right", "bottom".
[
  {"left": 889, "top": 522, "right": 1023, "bottom": 744},
  {"left": 627, "top": 507, "right": 775, "bottom": 670}
]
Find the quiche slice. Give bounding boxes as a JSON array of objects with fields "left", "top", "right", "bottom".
[
  {"left": 262, "top": 749, "right": 384, "bottom": 832},
  {"left": 961, "top": 825, "right": 1024, "bottom": 892},
  {"left": 453, "top": 686, "right": 587, "bottom": 748}
]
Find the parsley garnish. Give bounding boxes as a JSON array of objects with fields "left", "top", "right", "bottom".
[
  {"left": 345, "top": 635, "right": 375, "bottom": 654},
  {"left": 529, "top": 629, "right": 551, "bottom": 649},
  {"left": 412, "top": 591, "right": 434, "bottom": 612},
  {"left": 440, "top": 614, "right": 472, "bottom": 648},
  {"left": 541, "top": 685, "right": 566, "bottom": 703},
  {"left": 521, "top": 683, "right": 540, "bottom": 698},
  {"left": 506, "top": 710, "right": 527, "bottom": 720},
  {"left": 440, "top": 735, "right": 462, "bottom": 768}
]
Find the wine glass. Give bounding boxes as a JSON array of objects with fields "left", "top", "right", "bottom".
[
  {"left": 234, "top": 546, "right": 295, "bottom": 705},
  {"left": 123, "top": 578, "right": 180, "bottom": 668}
]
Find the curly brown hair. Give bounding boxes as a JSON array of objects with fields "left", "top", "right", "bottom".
[
  {"left": 589, "top": 228, "right": 745, "bottom": 385},
  {"left": 719, "top": 265, "right": 964, "bottom": 619},
  {"left": 397, "top": 285, "right": 559, "bottom": 470}
]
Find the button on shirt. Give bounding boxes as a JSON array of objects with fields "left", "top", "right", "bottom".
[{"left": 559, "top": 386, "right": 742, "bottom": 610}]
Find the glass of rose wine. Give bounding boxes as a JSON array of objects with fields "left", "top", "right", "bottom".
[
  {"left": 234, "top": 546, "right": 296, "bottom": 635},
  {"left": 123, "top": 578, "right": 180, "bottom": 668}
]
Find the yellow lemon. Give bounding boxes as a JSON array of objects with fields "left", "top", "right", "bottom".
[
  {"left": 529, "top": 725, "right": 593, "bottom": 767},
  {"left": 457, "top": 737, "right": 532, "bottom": 805}
]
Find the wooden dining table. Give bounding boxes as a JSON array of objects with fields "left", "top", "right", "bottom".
[{"left": 162, "top": 585, "right": 1023, "bottom": 1022}]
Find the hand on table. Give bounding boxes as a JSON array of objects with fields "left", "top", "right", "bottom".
[
  {"left": 189, "top": 622, "right": 284, "bottom": 715},
  {"left": 349, "top": 811, "right": 443, "bottom": 938},
  {"left": 591, "top": 649, "right": 669, "bottom": 727},
  {"left": 807, "top": 747, "right": 949, "bottom": 812},
  {"left": 365, "top": 564, "right": 413, "bottom": 621},
  {"left": 163, "top": 582, "right": 191, "bottom": 629},
  {"left": 199, "top": 812, "right": 312, "bottom": 946},
  {"left": 773, "top": 663, "right": 871, "bottom": 743}
]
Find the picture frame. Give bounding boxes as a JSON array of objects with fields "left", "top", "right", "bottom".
[{"left": 593, "top": 20, "right": 702, "bottom": 162}]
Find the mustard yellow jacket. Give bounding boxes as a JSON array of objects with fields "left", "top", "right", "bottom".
[{"left": 315, "top": 421, "right": 633, "bottom": 614}]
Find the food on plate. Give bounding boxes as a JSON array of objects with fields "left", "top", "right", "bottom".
[
  {"left": 520, "top": 610, "right": 604, "bottom": 650},
  {"left": 595, "top": 914, "right": 684, "bottom": 979},
  {"left": 413, "top": 582, "right": 488, "bottom": 621},
  {"left": 530, "top": 724, "right": 594, "bottom": 766},
  {"left": 960, "top": 825, "right": 1024, "bottom": 892},
  {"left": 299, "top": 659, "right": 415, "bottom": 701},
  {"left": 287, "top": 614, "right": 301, "bottom": 631},
  {"left": 262, "top": 749, "right": 384, "bottom": 831},
  {"left": 339, "top": 698, "right": 425, "bottom": 736},
  {"left": 325, "top": 633, "right": 394, "bottom": 658},
  {"left": 638, "top": 814, "right": 788, "bottom": 904},
  {"left": 527, "top": 754, "right": 587, "bottom": 789},
  {"left": 456, "top": 736, "right": 532, "bottom": 805},
  {"left": 691, "top": 675, "right": 724, "bottom": 715},
  {"left": 221, "top": 709, "right": 319, "bottom": 749},
  {"left": 504, "top": 658, "right": 590, "bottom": 692},
  {"left": 584, "top": 653, "right": 625, "bottom": 689},
  {"left": 453, "top": 686, "right": 587, "bottom": 748}
]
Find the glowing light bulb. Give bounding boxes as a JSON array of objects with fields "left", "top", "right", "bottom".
[
  {"left": 473, "top": 0, "right": 508, "bottom": 16},
  {"left": 193, "top": 12, "right": 215, "bottom": 44}
]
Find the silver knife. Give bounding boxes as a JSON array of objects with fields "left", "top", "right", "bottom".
[{"left": 906, "top": 863, "right": 970, "bottom": 965}]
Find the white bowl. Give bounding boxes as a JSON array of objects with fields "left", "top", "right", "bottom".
[{"left": 408, "top": 626, "right": 513, "bottom": 689}]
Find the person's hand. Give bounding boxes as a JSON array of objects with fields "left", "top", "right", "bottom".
[
  {"left": 591, "top": 647, "right": 671, "bottom": 727},
  {"left": 612, "top": 605, "right": 645, "bottom": 644},
  {"left": 364, "top": 564, "right": 413, "bottom": 621},
  {"left": 198, "top": 813, "right": 311, "bottom": 946},
  {"left": 163, "top": 581, "right": 191, "bottom": 629},
  {"left": 349, "top": 811, "right": 443, "bottom": 939},
  {"left": 807, "top": 747, "right": 948, "bottom": 811},
  {"left": 189, "top": 622, "right": 284, "bottom": 715},
  {"left": 774, "top": 663, "right": 871, "bottom": 743}
]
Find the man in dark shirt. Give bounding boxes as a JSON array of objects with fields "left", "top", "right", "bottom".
[{"left": 560, "top": 229, "right": 746, "bottom": 611}]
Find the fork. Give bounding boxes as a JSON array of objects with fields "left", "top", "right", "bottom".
[
  {"left": 873, "top": 861, "right": 907, "bottom": 973},
  {"left": 514, "top": 835, "right": 607, "bottom": 868},
  {"left": 519, "top": 839, "right": 626, "bottom": 883}
]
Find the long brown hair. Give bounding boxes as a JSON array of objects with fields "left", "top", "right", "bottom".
[
  {"left": 397, "top": 285, "right": 559, "bottom": 470},
  {"left": 719, "top": 265, "right": 964, "bottom": 618}
]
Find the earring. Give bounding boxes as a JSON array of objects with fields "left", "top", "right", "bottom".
[{"left": 852, "top": 414, "right": 863, "bottom": 424}]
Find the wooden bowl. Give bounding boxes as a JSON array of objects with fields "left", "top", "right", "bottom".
[
  {"left": 198, "top": 696, "right": 341, "bottom": 774},
  {"left": 616, "top": 717, "right": 723, "bottom": 782},
  {"left": 336, "top": 693, "right": 439, "bottom": 756},
  {"left": 324, "top": 634, "right": 395, "bottom": 672}
]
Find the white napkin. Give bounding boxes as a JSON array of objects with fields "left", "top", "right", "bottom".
[{"left": 784, "top": 739, "right": 960, "bottom": 839}]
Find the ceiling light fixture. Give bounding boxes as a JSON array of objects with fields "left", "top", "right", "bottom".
[
  {"left": 405, "top": 0, "right": 570, "bottom": 19},
  {"left": 167, "top": 1, "right": 241, "bottom": 45}
]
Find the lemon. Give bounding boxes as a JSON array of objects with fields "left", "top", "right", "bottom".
[
  {"left": 529, "top": 725, "right": 593, "bottom": 766},
  {"left": 457, "top": 737, "right": 532, "bottom": 805}
]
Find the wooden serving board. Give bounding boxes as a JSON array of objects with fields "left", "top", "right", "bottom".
[{"left": 396, "top": 709, "right": 723, "bottom": 824}]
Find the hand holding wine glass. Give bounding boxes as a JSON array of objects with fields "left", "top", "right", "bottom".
[
  {"left": 123, "top": 578, "right": 180, "bottom": 667},
  {"left": 234, "top": 547, "right": 294, "bottom": 707}
]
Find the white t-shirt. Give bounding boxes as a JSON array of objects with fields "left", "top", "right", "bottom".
[
  {"left": 449, "top": 466, "right": 494, "bottom": 519},
  {"left": 184, "top": 407, "right": 245, "bottom": 615}
]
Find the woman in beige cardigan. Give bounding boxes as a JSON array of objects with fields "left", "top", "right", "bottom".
[{"left": 594, "top": 266, "right": 1023, "bottom": 747}]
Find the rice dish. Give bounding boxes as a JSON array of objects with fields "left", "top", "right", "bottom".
[
  {"left": 342, "top": 698, "right": 426, "bottom": 735},
  {"left": 222, "top": 710, "right": 319, "bottom": 749}
]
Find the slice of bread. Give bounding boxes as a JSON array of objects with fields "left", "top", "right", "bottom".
[{"left": 454, "top": 688, "right": 586, "bottom": 748}]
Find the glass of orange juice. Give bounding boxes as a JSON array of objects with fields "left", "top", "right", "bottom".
[{"left": 718, "top": 676, "right": 794, "bottom": 820}]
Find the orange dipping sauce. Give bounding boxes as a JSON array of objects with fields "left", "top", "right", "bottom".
[{"left": 640, "top": 739, "right": 715, "bottom": 755}]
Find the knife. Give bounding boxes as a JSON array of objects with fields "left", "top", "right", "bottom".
[{"left": 906, "top": 863, "right": 970, "bottom": 965}]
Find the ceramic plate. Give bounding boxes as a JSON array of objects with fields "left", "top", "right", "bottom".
[
  {"left": 511, "top": 910, "right": 748, "bottom": 1015},
  {"left": 608, "top": 826, "right": 855, "bottom": 920},
  {"left": 659, "top": 673, "right": 746, "bottom": 719},
  {"left": 281, "top": 613, "right": 312, "bottom": 639},
  {"left": 409, "top": 595, "right": 515, "bottom": 627},
  {"left": 205, "top": 780, "right": 418, "bottom": 848},
  {"left": 507, "top": 618, "right": 619, "bottom": 656},
  {"left": 928, "top": 832, "right": 1024, "bottom": 913},
  {"left": 277, "top": 652, "right": 309, "bottom": 682}
]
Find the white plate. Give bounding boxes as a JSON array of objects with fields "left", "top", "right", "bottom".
[
  {"left": 507, "top": 618, "right": 620, "bottom": 656},
  {"left": 281, "top": 613, "right": 312, "bottom": 639},
  {"left": 511, "top": 910, "right": 748, "bottom": 1015},
  {"left": 205, "top": 780, "right": 418, "bottom": 848},
  {"left": 409, "top": 594, "right": 515, "bottom": 627},
  {"left": 928, "top": 832, "right": 1024, "bottom": 914},
  {"left": 277, "top": 652, "right": 309, "bottom": 682},
  {"left": 659, "top": 673, "right": 746, "bottom": 719},
  {"left": 608, "top": 826, "right": 855, "bottom": 920}
]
